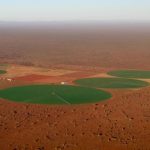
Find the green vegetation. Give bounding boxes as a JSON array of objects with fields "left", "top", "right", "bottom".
[
  {"left": 75, "top": 77, "right": 149, "bottom": 89},
  {"left": 0, "top": 84, "right": 111, "bottom": 104},
  {"left": 0, "top": 64, "right": 8, "bottom": 66},
  {"left": 0, "top": 70, "right": 6, "bottom": 74},
  {"left": 108, "top": 70, "right": 150, "bottom": 79}
]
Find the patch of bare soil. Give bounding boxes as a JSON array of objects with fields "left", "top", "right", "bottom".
[
  {"left": 8, "top": 65, "right": 97, "bottom": 84},
  {"left": 4, "top": 64, "right": 76, "bottom": 78}
]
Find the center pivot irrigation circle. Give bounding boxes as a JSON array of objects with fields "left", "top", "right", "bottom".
[
  {"left": 74, "top": 77, "right": 149, "bottom": 88},
  {"left": 0, "top": 70, "right": 7, "bottom": 74},
  {"left": 108, "top": 70, "right": 150, "bottom": 79},
  {"left": 0, "top": 84, "right": 111, "bottom": 104}
]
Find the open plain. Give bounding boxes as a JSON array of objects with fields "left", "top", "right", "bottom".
[{"left": 0, "top": 22, "right": 150, "bottom": 150}]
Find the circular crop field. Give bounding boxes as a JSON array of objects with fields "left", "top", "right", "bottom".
[
  {"left": 108, "top": 70, "right": 150, "bottom": 79},
  {"left": 75, "top": 78, "right": 149, "bottom": 89},
  {"left": 0, "top": 70, "right": 6, "bottom": 74},
  {"left": 0, "top": 84, "right": 111, "bottom": 104}
]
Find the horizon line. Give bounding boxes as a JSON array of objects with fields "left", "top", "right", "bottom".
[{"left": 0, "top": 19, "right": 150, "bottom": 23}]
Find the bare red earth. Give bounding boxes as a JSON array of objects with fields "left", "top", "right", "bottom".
[
  {"left": 13, "top": 74, "right": 54, "bottom": 82},
  {"left": 0, "top": 23, "right": 150, "bottom": 150},
  {"left": 0, "top": 87, "right": 150, "bottom": 150},
  {"left": 0, "top": 64, "right": 150, "bottom": 150}
]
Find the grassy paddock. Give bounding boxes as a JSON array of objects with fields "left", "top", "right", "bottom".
[
  {"left": 0, "top": 84, "right": 111, "bottom": 104},
  {"left": 108, "top": 70, "right": 150, "bottom": 79},
  {"left": 75, "top": 77, "right": 149, "bottom": 89},
  {"left": 0, "top": 70, "right": 7, "bottom": 74}
]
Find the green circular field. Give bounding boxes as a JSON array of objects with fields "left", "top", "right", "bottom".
[
  {"left": 75, "top": 78, "right": 149, "bottom": 89},
  {"left": 0, "top": 70, "right": 6, "bottom": 74},
  {"left": 0, "top": 84, "right": 111, "bottom": 104},
  {"left": 108, "top": 70, "right": 150, "bottom": 79}
]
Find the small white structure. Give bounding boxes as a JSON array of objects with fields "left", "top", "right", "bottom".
[
  {"left": 7, "top": 78, "right": 13, "bottom": 82},
  {"left": 61, "top": 82, "right": 67, "bottom": 85}
]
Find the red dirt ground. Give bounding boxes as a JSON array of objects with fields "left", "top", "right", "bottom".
[
  {"left": 13, "top": 74, "right": 54, "bottom": 82},
  {"left": 0, "top": 65, "right": 150, "bottom": 150},
  {"left": 13, "top": 71, "right": 96, "bottom": 84},
  {"left": 0, "top": 87, "right": 149, "bottom": 150},
  {"left": 0, "top": 23, "right": 150, "bottom": 69},
  {"left": 0, "top": 23, "right": 150, "bottom": 149}
]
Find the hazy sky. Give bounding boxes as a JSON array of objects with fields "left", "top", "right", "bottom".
[{"left": 0, "top": 0, "right": 150, "bottom": 21}]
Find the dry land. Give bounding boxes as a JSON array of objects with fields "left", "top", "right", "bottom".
[{"left": 0, "top": 23, "right": 150, "bottom": 150}]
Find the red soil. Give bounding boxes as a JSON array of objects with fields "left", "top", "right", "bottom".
[
  {"left": 0, "top": 87, "right": 150, "bottom": 150},
  {"left": 13, "top": 74, "right": 54, "bottom": 82},
  {"left": 13, "top": 71, "right": 95, "bottom": 84},
  {"left": 0, "top": 64, "right": 150, "bottom": 149},
  {"left": 0, "top": 23, "right": 150, "bottom": 149}
]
